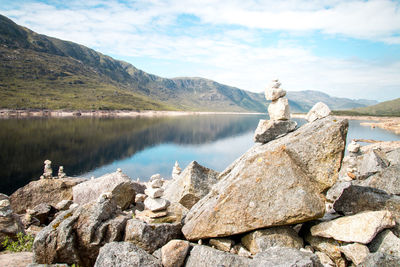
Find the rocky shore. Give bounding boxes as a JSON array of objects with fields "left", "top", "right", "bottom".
[{"left": 1, "top": 80, "right": 400, "bottom": 267}]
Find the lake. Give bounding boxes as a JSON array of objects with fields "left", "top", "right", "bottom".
[{"left": 1, "top": 114, "right": 399, "bottom": 195}]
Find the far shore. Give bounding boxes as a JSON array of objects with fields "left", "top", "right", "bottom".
[
  {"left": 293, "top": 113, "right": 400, "bottom": 135},
  {"left": 0, "top": 109, "right": 264, "bottom": 118}
]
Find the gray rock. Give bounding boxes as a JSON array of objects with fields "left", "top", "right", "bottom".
[
  {"left": 185, "top": 244, "right": 252, "bottom": 267},
  {"left": 94, "top": 242, "right": 161, "bottom": 267},
  {"left": 315, "top": 251, "right": 335, "bottom": 267},
  {"left": 161, "top": 239, "right": 190, "bottom": 267},
  {"left": 311, "top": 210, "right": 395, "bottom": 244},
  {"left": 360, "top": 252, "right": 400, "bottom": 267},
  {"left": 347, "top": 140, "right": 360, "bottom": 153},
  {"left": 55, "top": 200, "right": 73, "bottom": 211},
  {"left": 131, "top": 181, "right": 146, "bottom": 195},
  {"left": 360, "top": 165, "right": 400, "bottom": 195},
  {"left": 333, "top": 185, "right": 400, "bottom": 236},
  {"left": 241, "top": 226, "right": 303, "bottom": 254},
  {"left": 369, "top": 229, "right": 400, "bottom": 257},
  {"left": 73, "top": 171, "right": 135, "bottom": 210},
  {"left": 339, "top": 243, "right": 370, "bottom": 266},
  {"left": 0, "top": 194, "right": 25, "bottom": 247},
  {"left": 253, "top": 120, "right": 297, "bottom": 143},
  {"left": 209, "top": 237, "right": 234, "bottom": 252},
  {"left": 149, "top": 179, "right": 164, "bottom": 189},
  {"left": 33, "top": 198, "right": 128, "bottom": 267},
  {"left": 10, "top": 177, "right": 86, "bottom": 214},
  {"left": 164, "top": 161, "right": 220, "bottom": 209},
  {"left": 268, "top": 97, "right": 290, "bottom": 120},
  {"left": 124, "top": 219, "right": 182, "bottom": 253},
  {"left": 325, "top": 181, "right": 351, "bottom": 203},
  {"left": 182, "top": 116, "right": 347, "bottom": 240},
  {"left": 252, "top": 247, "right": 323, "bottom": 267},
  {"left": 144, "top": 197, "right": 170, "bottom": 212},
  {"left": 305, "top": 102, "right": 331, "bottom": 122}
]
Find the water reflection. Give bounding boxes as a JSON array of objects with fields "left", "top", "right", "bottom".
[
  {"left": 1, "top": 116, "right": 399, "bottom": 196},
  {"left": 0, "top": 114, "right": 264, "bottom": 195}
]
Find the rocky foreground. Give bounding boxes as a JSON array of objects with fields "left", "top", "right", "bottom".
[{"left": 1, "top": 89, "right": 400, "bottom": 266}]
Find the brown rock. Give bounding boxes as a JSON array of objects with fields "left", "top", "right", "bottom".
[
  {"left": 10, "top": 178, "right": 86, "bottom": 214},
  {"left": 161, "top": 240, "right": 190, "bottom": 267}
]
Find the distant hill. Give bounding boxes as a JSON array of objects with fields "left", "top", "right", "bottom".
[
  {"left": 334, "top": 98, "right": 400, "bottom": 117},
  {"left": 0, "top": 14, "right": 377, "bottom": 113}
]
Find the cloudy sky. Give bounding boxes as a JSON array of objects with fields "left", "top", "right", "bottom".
[{"left": 1, "top": 0, "right": 400, "bottom": 101}]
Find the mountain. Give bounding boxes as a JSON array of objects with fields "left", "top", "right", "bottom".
[
  {"left": 334, "top": 98, "right": 400, "bottom": 116},
  {"left": 286, "top": 90, "right": 378, "bottom": 113},
  {"left": 0, "top": 14, "right": 376, "bottom": 113}
]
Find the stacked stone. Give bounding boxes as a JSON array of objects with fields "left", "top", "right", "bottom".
[
  {"left": 254, "top": 79, "right": 297, "bottom": 143},
  {"left": 172, "top": 161, "right": 182, "bottom": 180},
  {"left": 40, "top": 160, "right": 67, "bottom": 179},
  {"left": 137, "top": 174, "right": 171, "bottom": 222}
]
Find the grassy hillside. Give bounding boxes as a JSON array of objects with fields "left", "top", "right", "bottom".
[
  {"left": 0, "top": 14, "right": 377, "bottom": 113},
  {"left": 333, "top": 98, "right": 400, "bottom": 117}
]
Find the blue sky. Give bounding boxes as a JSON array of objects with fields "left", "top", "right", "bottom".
[{"left": 1, "top": 0, "right": 400, "bottom": 101}]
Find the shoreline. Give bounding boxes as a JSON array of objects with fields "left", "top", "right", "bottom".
[
  {"left": 293, "top": 113, "right": 400, "bottom": 135},
  {"left": 0, "top": 109, "right": 264, "bottom": 118}
]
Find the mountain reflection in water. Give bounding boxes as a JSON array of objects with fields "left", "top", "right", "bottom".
[{"left": 0, "top": 114, "right": 265, "bottom": 195}]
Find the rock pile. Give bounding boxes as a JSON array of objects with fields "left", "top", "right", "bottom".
[
  {"left": 41, "top": 160, "right": 53, "bottom": 179},
  {"left": 172, "top": 161, "right": 182, "bottom": 180},
  {"left": 135, "top": 175, "right": 171, "bottom": 223},
  {"left": 254, "top": 79, "right": 297, "bottom": 143}
]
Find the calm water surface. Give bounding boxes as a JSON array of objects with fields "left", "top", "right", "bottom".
[{"left": 0, "top": 115, "right": 399, "bottom": 195}]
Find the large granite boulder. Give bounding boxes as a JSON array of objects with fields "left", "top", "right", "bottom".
[
  {"left": 182, "top": 116, "right": 347, "bottom": 240},
  {"left": 124, "top": 219, "right": 182, "bottom": 253},
  {"left": 73, "top": 170, "right": 135, "bottom": 210},
  {"left": 33, "top": 195, "right": 129, "bottom": 267},
  {"left": 94, "top": 242, "right": 161, "bottom": 267},
  {"left": 0, "top": 193, "right": 25, "bottom": 247},
  {"left": 10, "top": 177, "right": 86, "bottom": 214},
  {"left": 311, "top": 210, "right": 395, "bottom": 244},
  {"left": 241, "top": 226, "right": 303, "bottom": 255},
  {"left": 164, "top": 161, "right": 220, "bottom": 209}
]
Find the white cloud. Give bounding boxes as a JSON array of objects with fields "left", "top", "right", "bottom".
[{"left": 0, "top": 0, "right": 399, "bottom": 101}]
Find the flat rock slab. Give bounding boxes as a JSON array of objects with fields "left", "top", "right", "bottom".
[
  {"left": 182, "top": 116, "right": 347, "bottom": 240},
  {"left": 254, "top": 120, "right": 297, "bottom": 143},
  {"left": 311, "top": 210, "right": 395, "bottom": 244}
]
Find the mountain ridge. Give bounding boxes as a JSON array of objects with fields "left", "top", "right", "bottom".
[{"left": 0, "top": 14, "right": 378, "bottom": 113}]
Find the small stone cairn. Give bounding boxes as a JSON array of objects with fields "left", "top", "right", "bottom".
[
  {"left": 341, "top": 140, "right": 361, "bottom": 181},
  {"left": 172, "top": 161, "right": 181, "bottom": 180},
  {"left": 136, "top": 174, "right": 171, "bottom": 222},
  {"left": 40, "top": 160, "right": 67, "bottom": 179},
  {"left": 254, "top": 79, "right": 297, "bottom": 143}
]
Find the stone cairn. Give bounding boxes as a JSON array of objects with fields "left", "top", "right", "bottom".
[
  {"left": 135, "top": 174, "right": 171, "bottom": 223},
  {"left": 172, "top": 161, "right": 181, "bottom": 180},
  {"left": 254, "top": 79, "right": 297, "bottom": 143},
  {"left": 40, "top": 160, "right": 67, "bottom": 179},
  {"left": 341, "top": 140, "right": 361, "bottom": 181}
]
